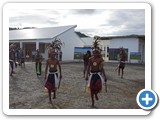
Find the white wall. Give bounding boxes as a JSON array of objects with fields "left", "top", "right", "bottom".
[
  {"left": 100, "top": 40, "right": 110, "bottom": 62},
  {"left": 139, "top": 39, "right": 145, "bottom": 63},
  {"left": 81, "top": 37, "right": 93, "bottom": 47},
  {"left": 109, "top": 37, "right": 139, "bottom": 63},
  {"left": 43, "top": 29, "right": 84, "bottom": 61},
  {"left": 56, "top": 29, "right": 84, "bottom": 61}
]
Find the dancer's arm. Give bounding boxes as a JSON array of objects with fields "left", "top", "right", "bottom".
[{"left": 57, "top": 61, "right": 62, "bottom": 79}]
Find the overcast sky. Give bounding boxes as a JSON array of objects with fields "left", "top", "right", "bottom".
[{"left": 9, "top": 9, "right": 145, "bottom": 37}]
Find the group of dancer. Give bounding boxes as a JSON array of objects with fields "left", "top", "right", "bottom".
[{"left": 9, "top": 36, "right": 126, "bottom": 108}]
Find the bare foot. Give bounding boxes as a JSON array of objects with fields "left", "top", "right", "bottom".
[
  {"left": 91, "top": 104, "right": 94, "bottom": 108},
  {"left": 48, "top": 101, "right": 53, "bottom": 105},
  {"left": 12, "top": 71, "right": 16, "bottom": 74},
  {"left": 91, "top": 105, "right": 97, "bottom": 109},
  {"left": 53, "top": 96, "right": 56, "bottom": 99},
  {"left": 95, "top": 94, "right": 99, "bottom": 100}
]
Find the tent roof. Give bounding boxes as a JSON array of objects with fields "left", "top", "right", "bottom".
[{"left": 9, "top": 25, "right": 77, "bottom": 41}]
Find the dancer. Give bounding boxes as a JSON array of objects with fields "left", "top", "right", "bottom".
[
  {"left": 19, "top": 48, "right": 25, "bottom": 67},
  {"left": 9, "top": 44, "right": 16, "bottom": 76},
  {"left": 83, "top": 50, "right": 91, "bottom": 78},
  {"left": 35, "top": 49, "right": 43, "bottom": 77},
  {"left": 44, "top": 38, "right": 63, "bottom": 104},
  {"left": 117, "top": 48, "right": 126, "bottom": 79},
  {"left": 86, "top": 36, "right": 107, "bottom": 108}
]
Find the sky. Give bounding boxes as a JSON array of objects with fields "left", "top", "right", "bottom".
[{"left": 9, "top": 9, "right": 145, "bottom": 37}]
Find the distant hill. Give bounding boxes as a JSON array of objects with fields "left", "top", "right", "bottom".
[
  {"left": 9, "top": 27, "right": 20, "bottom": 30},
  {"left": 9, "top": 27, "right": 36, "bottom": 30},
  {"left": 75, "top": 31, "right": 89, "bottom": 38}
]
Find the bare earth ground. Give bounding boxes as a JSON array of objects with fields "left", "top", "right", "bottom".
[{"left": 9, "top": 62, "right": 145, "bottom": 109}]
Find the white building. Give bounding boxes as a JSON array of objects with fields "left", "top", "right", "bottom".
[
  {"left": 9, "top": 25, "right": 84, "bottom": 61},
  {"left": 100, "top": 35, "right": 145, "bottom": 63},
  {"left": 81, "top": 37, "right": 93, "bottom": 47}
]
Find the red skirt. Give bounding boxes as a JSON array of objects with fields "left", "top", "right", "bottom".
[
  {"left": 90, "top": 74, "right": 102, "bottom": 94},
  {"left": 45, "top": 73, "right": 57, "bottom": 91}
]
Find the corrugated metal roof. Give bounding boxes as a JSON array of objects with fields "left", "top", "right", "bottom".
[{"left": 9, "top": 25, "right": 77, "bottom": 41}]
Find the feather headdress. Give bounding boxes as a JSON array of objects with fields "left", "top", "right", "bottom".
[
  {"left": 120, "top": 47, "right": 125, "bottom": 54},
  {"left": 92, "top": 36, "right": 101, "bottom": 54},
  {"left": 119, "top": 47, "right": 126, "bottom": 60},
  {"left": 93, "top": 36, "right": 100, "bottom": 50},
  {"left": 46, "top": 38, "right": 64, "bottom": 58},
  {"left": 46, "top": 37, "right": 64, "bottom": 51}
]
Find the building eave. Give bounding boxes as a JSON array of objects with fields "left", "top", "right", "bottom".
[{"left": 100, "top": 35, "right": 145, "bottom": 40}]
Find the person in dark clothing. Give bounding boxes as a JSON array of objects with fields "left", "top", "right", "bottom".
[
  {"left": 9, "top": 44, "right": 16, "bottom": 76},
  {"left": 117, "top": 48, "right": 126, "bottom": 79},
  {"left": 83, "top": 50, "right": 91, "bottom": 78},
  {"left": 35, "top": 49, "right": 43, "bottom": 77}
]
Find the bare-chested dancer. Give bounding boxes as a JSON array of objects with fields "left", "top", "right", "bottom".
[
  {"left": 86, "top": 36, "right": 107, "bottom": 107},
  {"left": 44, "top": 38, "right": 63, "bottom": 104}
]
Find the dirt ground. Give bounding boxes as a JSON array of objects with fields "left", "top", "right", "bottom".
[{"left": 9, "top": 62, "right": 145, "bottom": 109}]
